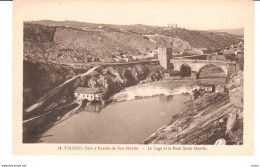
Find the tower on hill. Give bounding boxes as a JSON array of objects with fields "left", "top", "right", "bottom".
[{"left": 168, "top": 24, "right": 177, "bottom": 29}]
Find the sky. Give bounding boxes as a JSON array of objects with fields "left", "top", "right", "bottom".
[{"left": 17, "top": 0, "right": 253, "bottom": 30}]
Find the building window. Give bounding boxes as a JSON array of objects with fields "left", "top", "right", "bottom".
[
  {"left": 78, "top": 94, "right": 80, "bottom": 96},
  {"left": 83, "top": 95, "right": 85, "bottom": 97}
]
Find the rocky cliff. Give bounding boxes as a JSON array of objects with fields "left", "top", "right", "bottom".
[{"left": 23, "top": 60, "right": 82, "bottom": 110}]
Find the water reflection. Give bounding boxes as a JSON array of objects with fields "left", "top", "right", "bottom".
[
  {"left": 159, "top": 95, "right": 174, "bottom": 102},
  {"left": 83, "top": 102, "right": 106, "bottom": 113}
]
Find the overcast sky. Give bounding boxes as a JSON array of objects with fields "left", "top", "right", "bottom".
[{"left": 19, "top": 0, "right": 252, "bottom": 30}]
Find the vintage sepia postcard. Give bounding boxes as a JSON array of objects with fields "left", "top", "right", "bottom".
[{"left": 13, "top": 0, "right": 254, "bottom": 155}]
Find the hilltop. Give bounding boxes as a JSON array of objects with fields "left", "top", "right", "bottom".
[
  {"left": 207, "top": 28, "right": 244, "bottom": 36},
  {"left": 24, "top": 20, "right": 243, "bottom": 64}
]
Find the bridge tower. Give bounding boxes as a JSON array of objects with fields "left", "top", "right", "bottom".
[{"left": 158, "top": 47, "right": 172, "bottom": 70}]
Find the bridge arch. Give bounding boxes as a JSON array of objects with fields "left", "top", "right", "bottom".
[
  {"left": 197, "top": 64, "right": 227, "bottom": 79},
  {"left": 170, "top": 62, "right": 174, "bottom": 70},
  {"left": 180, "top": 63, "right": 192, "bottom": 77}
]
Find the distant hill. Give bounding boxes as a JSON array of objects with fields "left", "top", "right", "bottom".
[
  {"left": 207, "top": 28, "right": 244, "bottom": 36},
  {"left": 24, "top": 20, "right": 243, "bottom": 64}
]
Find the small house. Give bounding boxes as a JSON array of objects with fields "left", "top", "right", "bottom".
[
  {"left": 211, "top": 55, "right": 226, "bottom": 61},
  {"left": 74, "top": 87, "right": 104, "bottom": 101},
  {"left": 197, "top": 83, "right": 215, "bottom": 92}
]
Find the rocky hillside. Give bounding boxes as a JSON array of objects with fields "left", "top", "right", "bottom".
[
  {"left": 23, "top": 60, "right": 89, "bottom": 110},
  {"left": 23, "top": 60, "right": 165, "bottom": 112},
  {"left": 24, "top": 23, "right": 157, "bottom": 63},
  {"left": 72, "top": 64, "right": 165, "bottom": 100},
  {"left": 24, "top": 21, "right": 243, "bottom": 64},
  {"left": 141, "top": 71, "right": 244, "bottom": 145}
]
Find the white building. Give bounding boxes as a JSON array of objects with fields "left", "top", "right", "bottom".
[
  {"left": 168, "top": 24, "right": 177, "bottom": 29},
  {"left": 197, "top": 83, "right": 215, "bottom": 92},
  {"left": 74, "top": 87, "right": 104, "bottom": 101}
]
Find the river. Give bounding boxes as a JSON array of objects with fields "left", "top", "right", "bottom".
[{"left": 39, "top": 94, "right": 190, "bottom": 144}]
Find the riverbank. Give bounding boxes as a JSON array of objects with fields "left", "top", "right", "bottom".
[
  {"left": 112, "top": 79, "right": 197, "bottom": 102},
  {"left": 141, "top": 71, "right": 244, "bottom": 145},
  {"left": 23, "top": 100, "right": 81, "bottom": 143}
]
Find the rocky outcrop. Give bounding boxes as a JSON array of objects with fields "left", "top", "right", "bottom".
[
  {"left": 227, "top": 71, "right": 244, "bottom": 108},
  {"left": 23, "top": 60, "right": 81, "bottom": 110}
]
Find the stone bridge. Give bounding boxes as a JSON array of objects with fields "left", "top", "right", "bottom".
[{"left": 170, "top": 59, "right": 237, "bottom": 79}]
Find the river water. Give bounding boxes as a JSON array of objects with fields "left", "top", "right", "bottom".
[{"left": 39, "top": 94, "right": 190, "bottom": 144}]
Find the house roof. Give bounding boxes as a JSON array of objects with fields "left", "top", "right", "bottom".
[{"left": 75, "top": 87, "right": 101, "bottom": 94}]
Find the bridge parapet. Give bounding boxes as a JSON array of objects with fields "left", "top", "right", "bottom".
[{"left": 170, "top": 59, "right": 236, "bottom": 64}]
